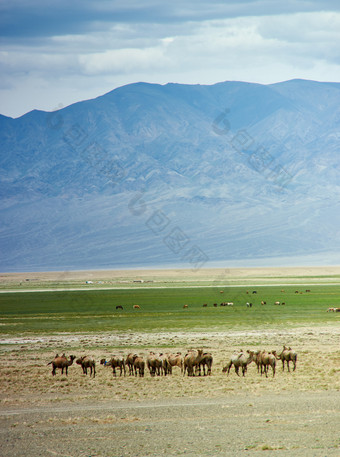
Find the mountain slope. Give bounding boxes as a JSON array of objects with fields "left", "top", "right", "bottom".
[{"left": 1, "top": 79, "right": 340, "bottom": 271}]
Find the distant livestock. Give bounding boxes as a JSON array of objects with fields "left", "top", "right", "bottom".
[
  {"left": 133, "top": 305, "right": 140, "bottom": 309},
  {"left": 183, "top": 304, "right": 188, "bottom": 309},
  {"left": 116, "top": 305, "right": 123, "bottom": 310},
  {"left": 327, "top": 307, "right": 340, "bottom": 312}
]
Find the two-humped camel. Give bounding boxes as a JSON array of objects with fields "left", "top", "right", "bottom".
[
  {"left": 253, "top": 350, "right": 276, "bottom": 377},
  {"left": 272, "top": 346, "right": 297, "bottom": 372},
  {"left": 47, "top": 354, "right": 76, "bottom": 376},
  {"left": 100, "top": 356, "right": 126, "bottom": 376},
  {"left": 166, "top": 352, "right": 183, "bottom": 375},
  {"left": 183, "top": 349, "right": 204, "bottom": 376},
  {"left": 76, "top": 356, "right": 96, "bottom": 377},
  {"left": 147, "top": 352, "right": 168, "bottom": 376},
  {"left": 222, "top": 350, "right": 254, "bottom": 377}
]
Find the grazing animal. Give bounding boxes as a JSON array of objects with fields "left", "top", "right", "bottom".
[
  {"left": 305, "top": 289, "right": 311, "bottom": 292},
  {"left": 198, "top": 352, "right": 213, "bottom": 376},
  {"left": 101, "top": 356, "right": 126, "bottom": 376},
  {"left": 273, "top": 346, "right": 297, "bottom": 372},
  {"left": 147, "top": 352, "right": 164, "bottom": 376},
  {"left": 76, "top": 356, "right": 96, "bottom": 377},
  {"left": 203, "top": 303, "right": 208, "bottom": 307},
  {"left": 252, "top": 291, "right": 257, "bottom": 294},
  {"left": 166, "top": 352, "right": 183, "bottom": 375},
  {"left": 183, "top": 304, "right": 188, "bottom": 308},
  {"left": 133, "top": 305, "right": 140, "bottom": 309},
  {"left": 222, "top": 350, "right": 254, "bottom": 377},
  {"left": 48, "top": 355, "right": 76, "bottom": 376},
  {"left": 254, "top": 351, "right": 276, "bottom": 377},
  {"left": 274, "top": 301, "right": 280, "bottom": 305},
  {"left": 116, "top": 305, "right": 123, "bottom": 310},
  {"left": 125, "top": 353, "right": 137, "bottom": 375},
  {"left": 183, "top": 349, "right": 204, "bottom": 376},
  {"left": 261, "top": 301, "right": 266, "bottom": 305},
  {"left": 133, "top": 355, "right": 145, "bottom": 377},
  {"left": 213, "top": 303, "right": 218, "bottom": 307}
]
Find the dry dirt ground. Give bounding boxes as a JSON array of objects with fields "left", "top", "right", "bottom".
[
  {"left": 2, "top": 265, "right": 340, "bottom": 289},
  {"left": 1, "top": 325, "right": 340, "bottom": 457}
]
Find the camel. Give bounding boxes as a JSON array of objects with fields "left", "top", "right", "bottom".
[
  {"left": 133, "top": 355, "right": 145, "bottom": 377},
  {"left": 101, "top": 356, "right": 126, "bottom": 376},
  {"left": 158, "top": 353, "right": 171, "bottom": 376},
  {"left": 222, "top": 350, "right": 254, "bottom": 377},
  {"left": 166, "top": 352, "right": 183, "bottom": 375},
  {"left": 198, "top": 352, "right": 213, "bottom": 376},
  {"left": 47, "top": 354, "right": 76, "bottom": 376},
  {"left": 183, "top": 349, "right": 204, "bottom": 376},
  {"left": 125, "top": 353, "right": 137, "bottom": 375},
  {"left": 273, "top": 346, "right": 297, "bottom": 372},
  {"left": 146, "top": 352, "right": 164, "bottom": 376},
  {"left": 76, "top": 356, "right": 96, "bottom": 377},
  {"left": 254, "top": 351, "right": 276, "bottom": 377}
]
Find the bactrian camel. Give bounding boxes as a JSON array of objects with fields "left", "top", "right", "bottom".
[
  {"left": 222, "top": 350, "right": 254, "bottom": 377},
  {"left": 47, "top": 354, "right": 76, "bottom": 376}
]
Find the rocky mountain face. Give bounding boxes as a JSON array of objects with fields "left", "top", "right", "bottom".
[{"left": 1, "top": 79, "right": 340, "bottom": 271}]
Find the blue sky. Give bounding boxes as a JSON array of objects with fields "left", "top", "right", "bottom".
[{"left": 1, "top": 0, "right": 340, "bottom": 118}]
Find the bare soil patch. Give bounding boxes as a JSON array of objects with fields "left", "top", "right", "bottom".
[{"left": 2, "top": 265, "right": 340, "bottom": 290}]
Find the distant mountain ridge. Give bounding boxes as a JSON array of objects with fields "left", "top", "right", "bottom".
[{"left": 1, "top": 79, "right": 340, "bottom": 272}]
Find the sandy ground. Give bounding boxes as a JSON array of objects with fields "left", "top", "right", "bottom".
[
  {"left": 2, "top": 265, "right": 340, "bottom": 285},
  {"left": 1, "top": 325, "right": 339, "bottom": 456}
]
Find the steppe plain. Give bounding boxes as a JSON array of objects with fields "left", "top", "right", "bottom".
[{"left": 0, "top": 267, "right": 339, "bottom": 457}]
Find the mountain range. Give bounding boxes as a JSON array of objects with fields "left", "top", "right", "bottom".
[{"left": 1, "top": 79, "right": 340, "bottom": 272}]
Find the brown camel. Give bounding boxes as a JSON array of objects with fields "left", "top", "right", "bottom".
[
  {"left": 273, "top": 346, "right": 297, "bottom": 372},
  {"left": 133, "top": 355, "right": 145, "bottom": 377},
  {"left": 146, "top": 352, "right": 164, "bottom": 376},
  {"left": 166, "top": 352, "right": 183, "bottom": 375},
  {"left": 76, "top": 356, "right": 96, "bottom": 377},
  {"left": 183, "top": 349, "right": 204, "bottom": 376},
  {"left": 222, "top": 350, "right": 254, "bottom": 377},
  {"left": 100, "top": 356, "right": 125, "bottom": 376},
  {"left": 254, "top": 351, "right": 276, "bottom": 377},
  {"left": 48, "top": 355, "right": 76, "bottom": 376},
  {"left": 125, "top": 353, "right": 137, "bottom": 375},
  {"left": 198, "top": 352, "right": 213, "bottom": 376}
]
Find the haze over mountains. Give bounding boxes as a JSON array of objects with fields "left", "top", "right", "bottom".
[{"left": 1, "top": 79, "right": 340, "bottom": 272}]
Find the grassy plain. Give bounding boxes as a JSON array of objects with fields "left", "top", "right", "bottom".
[
  {"left": 0, "top": 284, "right": 339, "bottom": 335},
  {"left": 1, "top": 268, "right": 340, "bottom": 456}
]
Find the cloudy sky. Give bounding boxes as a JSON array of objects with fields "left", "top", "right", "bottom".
[{"left": 1, "top": 0, "right": 340, "bottom": 118}]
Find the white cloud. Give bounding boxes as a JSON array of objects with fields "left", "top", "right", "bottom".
[{"left": 1, "top": 5, "right": 340, "bottom": 117}]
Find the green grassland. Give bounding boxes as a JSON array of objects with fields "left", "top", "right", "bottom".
[{"left": 0, "top": 285, "right": 339, "bottom": 335}]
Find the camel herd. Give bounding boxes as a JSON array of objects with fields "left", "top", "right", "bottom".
[
  {"left": 223, "top": 347, "right": 297, "bottom": 378},
  {"left": 47, "top": 346, "right": 297, "bottom": 378}
]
